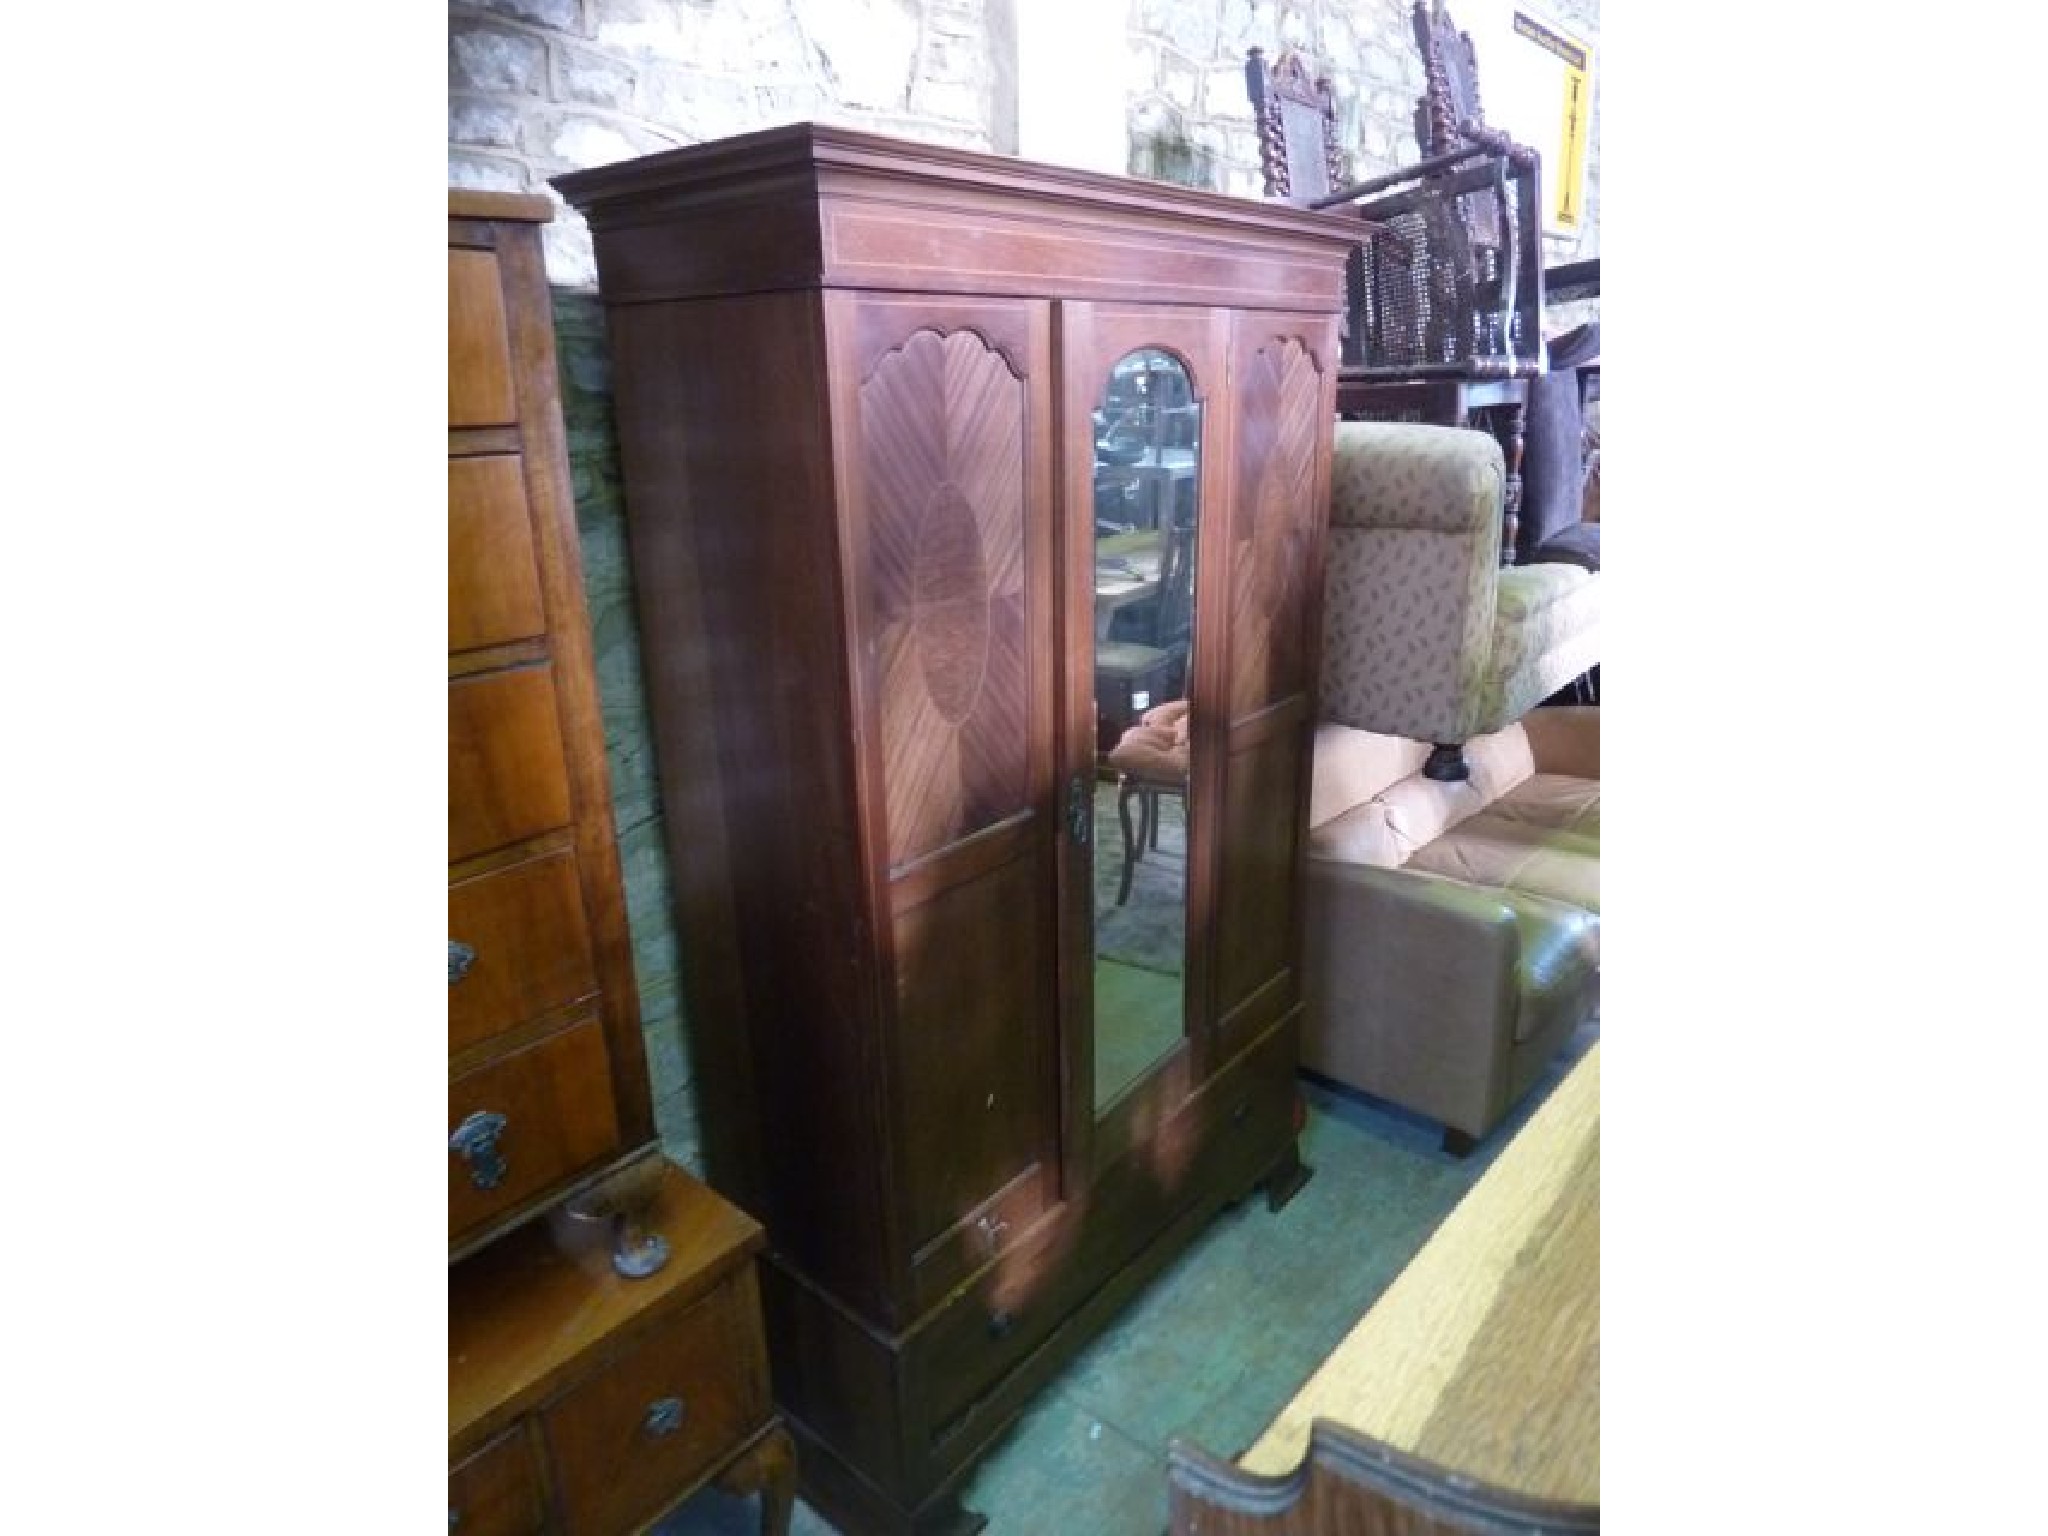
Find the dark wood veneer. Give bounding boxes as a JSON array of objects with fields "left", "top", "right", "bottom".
[{"left": 557, "top": 128, "right": 1352, "bottom": 1536}]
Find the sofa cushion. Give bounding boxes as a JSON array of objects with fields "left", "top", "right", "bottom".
[
  {"left": 1403, "top": 811, "right": 1600, "bottom": 943},
  {"left": 1308, "top": 720, "right": 1535, "bottom": 866},
  {"left": 1477, "top": 772, "right": 1600, "bottom": 842}
]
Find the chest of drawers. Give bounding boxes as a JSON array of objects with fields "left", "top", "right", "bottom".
[
  {"left": 447, "top": 191, "right": 653, "bottom": 1258},
  {"left": 449, "top": 192, "right": 793, "bottom": 1535},
  {"left": 451, "top": 1162, "right": 795, "bottom": 1536}
]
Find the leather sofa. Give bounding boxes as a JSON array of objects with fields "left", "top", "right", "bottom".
[{"left": 1301, "top": 705, "right": 1599, "bottom": 1150}]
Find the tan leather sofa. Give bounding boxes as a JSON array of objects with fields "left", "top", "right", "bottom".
[{"left": 1302, "top": 705, "right": 1599, "bottom": 1150}]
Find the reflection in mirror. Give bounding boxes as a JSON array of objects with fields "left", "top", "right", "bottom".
[{"left": 1089, "top": 348, "right": 1200, "bottom": 1115}]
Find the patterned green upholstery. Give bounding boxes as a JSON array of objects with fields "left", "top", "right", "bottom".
[{"left": 1321, "top": 422, "right": 1599, "bottom": 745}]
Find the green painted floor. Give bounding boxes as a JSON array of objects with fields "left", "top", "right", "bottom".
[{"left": 655, "top": 1020, "right": 1597, "bottom": 1536}]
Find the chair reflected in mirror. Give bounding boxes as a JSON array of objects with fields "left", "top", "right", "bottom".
[
  {"left": 1095, "top": 518, "right": 1196, "bottom": 753},
  {"left": 1105, "top": 699, "right": 1190, "bottom": 907}
]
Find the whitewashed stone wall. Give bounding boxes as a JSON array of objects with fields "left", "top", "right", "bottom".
[{"left": 450, "top": 0, "right": 1015, "bottom": 288}]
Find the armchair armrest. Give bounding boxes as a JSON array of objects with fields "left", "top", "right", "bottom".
[{"left": 1308, "top": 142, "right": 1506, "bottom": 207}]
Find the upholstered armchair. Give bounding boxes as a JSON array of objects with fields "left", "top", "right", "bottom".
[{"left": 1320, "top": 420, "right": 1597, "bottom": 780}]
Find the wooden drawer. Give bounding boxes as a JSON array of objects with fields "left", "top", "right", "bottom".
[
  {"left": 541, "top": 1269, "right": 772, "bottom": 1535},
  {"left": 450, "top": 665, "right": 575, "bottom": 863},
  {"left": 451, "top": 454, "right": 547, "bottom": 652},
  {"left": 449, "top": 1426, "right": 544, "bottom": 1536},
  {"left": 451, "top": 246, "right": 518, "bottom": 427},
  {"left": 449, "top": 1015, "right": 623, "bottom": 1243},
  {"left": 908, "top": 1016, "right": 1299, "bottom": 1457},
  {"left": 449, "top": 848, "right": 599, "bottom": 1058}
]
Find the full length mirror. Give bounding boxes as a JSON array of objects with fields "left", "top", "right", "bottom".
[{"left": 1089, "top": 348, "right": 1200, "bottom": 1115}]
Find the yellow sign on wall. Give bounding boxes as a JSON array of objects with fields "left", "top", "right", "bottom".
[{"left": 1499, "top": 7, "right": 1594, "bottom": 234}]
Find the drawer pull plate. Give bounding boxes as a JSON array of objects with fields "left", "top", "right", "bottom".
[
  {"left": 449, "top": 940, "right": 477, "bottom": 985},
  {"left": 450, "top": 1110, "right": 509, "bottom": 1189},
  {"left": 643, "top": 1396, "right": 687, "bottom": 1438}
]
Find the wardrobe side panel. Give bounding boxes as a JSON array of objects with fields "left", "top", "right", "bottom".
[{"left": 605, "top": 291, "right": 898, "bottom": 1321}]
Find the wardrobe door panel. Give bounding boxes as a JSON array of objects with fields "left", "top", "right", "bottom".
[
  {"left": 1213, "top": 315, "right": 1337, "bottom": 1038},
  {"left": 892, "top": 845, "right": 1059, "bottom": 1310},
  {"left": 1213, "top": 718, "right": 1309, "bottom": 1056},
  {"left": 1224, "top": 326, "right": 1332, "bottom": 723},
  {"left": 847, "top": 306, "right": 1047, "bottom": 871},
  {"left": 835, "top": 293, "right": 1062, "bottom": 1312}
]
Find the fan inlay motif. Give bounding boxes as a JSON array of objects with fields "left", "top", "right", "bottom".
[{"left": 860, "top": 328, "right": 1030, "bottom": 868}]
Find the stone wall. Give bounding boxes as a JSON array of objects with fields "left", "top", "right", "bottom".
[
  {"left": 447, "top": 0, "right": 1598, "bottom": 1174},
  {"left": 450, "top": 0, "right": 1015, "bottom": 287}
]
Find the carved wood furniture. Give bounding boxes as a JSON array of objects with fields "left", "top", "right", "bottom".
[
  {"left": 1246, "top": 47, "right": 1346, "bottom": 204},
  {"left": 1166, "top": 1043, "right": 1600, "bottom": 1534},
  {"left": 556, "top": 125, "right": 1357, "bottom": 1536},
  {"left": 448, "top": 191, "right": 794, "bottom": 1536},
  {"left": 1251, "top": 6, "right": 1548, "bottom": 563}
]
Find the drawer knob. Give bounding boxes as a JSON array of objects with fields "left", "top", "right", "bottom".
[
  {"left": 449, "top": 1110, "right": 509, "bottom": 1190},
  {"left": 643, "top": 1396, "right": 687, "bottom": 1438},
  {"left": 987, "top": 1310, "right": 1016, "bottom": 1340},
  {"left": 449, "top": 940, "right": 477, "bottom": 985}
]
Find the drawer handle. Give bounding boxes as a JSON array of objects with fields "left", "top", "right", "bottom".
[
  {"left": 449, "top": 1110, "right": 509, "bottom": 1189},
  {"left": 643, "top": 1397, "right": 687, "bottom": 1438},
  {"left": 449, "top": 940, "right": 477, "bottom": 985},
  {"left": 987, "top": 1310, "right": 1016, "bottom": 1340}
]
